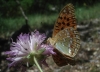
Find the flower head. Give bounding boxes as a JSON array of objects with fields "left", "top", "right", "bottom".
[{"left": 4, "top": 30, "right": 55, "bottom": 71}]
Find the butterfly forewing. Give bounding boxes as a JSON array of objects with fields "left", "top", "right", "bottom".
[{"left": 53, "top": 3, "right": 76, "bottom": 37}]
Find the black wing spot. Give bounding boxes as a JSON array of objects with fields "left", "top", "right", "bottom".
[
  {"left": 59, "top": 16, "right": 63, "bottom": 19},
  {"left": 62, "top": 22, "right": 65, "bottom": 25},
  {"left": 67, "top": 23, "right": 70, "bottom": 26},
  {"left": 67, "top": 18, "right": 69, "bottom": 21},
  {"left": 55, "top": 25, "right": 58, "bottom": 27},
  {"left": 61, "top": 27, "right": 64, "bottom": 30},
  {"left": 64, "top": 16, "right": 66, "bottom": 19},
  {"left": 57, "top": 22, "right": 61, "bottom": 26}
]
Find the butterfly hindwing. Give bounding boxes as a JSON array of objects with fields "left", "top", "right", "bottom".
[
  {"left": 52, "top": 49, "right": 76, "bottom": 66},
  {"left": 54, "top": 28, "right": 80, "bottom": 57}
]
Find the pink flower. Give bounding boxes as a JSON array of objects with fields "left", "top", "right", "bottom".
[{"left": 4, "top": 30, "right": 55, "bottom": 71}]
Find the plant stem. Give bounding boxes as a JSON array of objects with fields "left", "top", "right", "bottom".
[{"left": 34, "top": 56, "right": 43, "bottom": 72}]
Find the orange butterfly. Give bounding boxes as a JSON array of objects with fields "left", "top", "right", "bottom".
[{"left": 48, "top": 3, "right": 80, "bottom": 66}]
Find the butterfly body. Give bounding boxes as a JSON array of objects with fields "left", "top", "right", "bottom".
[{"left": 48, "top": 3, "right": 80, "bottom": 66}]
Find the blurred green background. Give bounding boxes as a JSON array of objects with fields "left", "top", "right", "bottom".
[{"left": 0, "top": 0, "right": 100, "bottom": 36}]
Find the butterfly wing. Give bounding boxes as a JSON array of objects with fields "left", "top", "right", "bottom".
[
  {"left": 52, "top": 3, "right": 76, "bottom": 37},
  {"left": 54, "top": 28, "right": 80, "bottom": 57},
  {"left": 52, "top": 49, "right": 76, "bottom": 66},
  {"left": 51, "top": 3, "right": 80, "bottom": 66},
  {"left": 52, "top": 28, "right": 80, "bottom": 66}
]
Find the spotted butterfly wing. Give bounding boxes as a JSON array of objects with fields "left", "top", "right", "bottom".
[
  {"left": 52, "top": 3, "right": 77, "bottom": 37},
  {"left": 48, "top": 3, "right": 80, "bottom": 66}
]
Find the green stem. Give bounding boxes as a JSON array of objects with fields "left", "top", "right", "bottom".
[{"left": 34, "top": 56, "right": 43, "bottom": 72}]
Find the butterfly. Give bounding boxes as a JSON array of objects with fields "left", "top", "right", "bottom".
[{"left": 48, "top": 3, "right": 80, "bottom": 66}]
